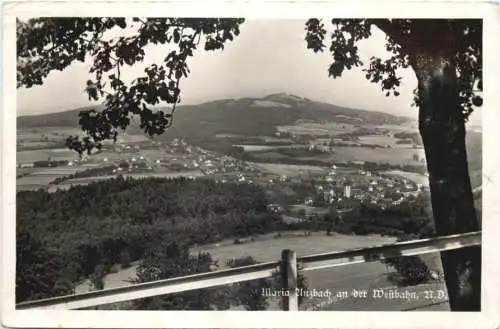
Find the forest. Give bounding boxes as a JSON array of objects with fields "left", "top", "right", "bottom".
[{"left": 16, "top": 177, "right": 282, "bottom": 303}]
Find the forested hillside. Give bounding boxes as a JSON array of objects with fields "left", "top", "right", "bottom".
[{"left": 16, "top": 177, "right": 280, "bottom": 301}]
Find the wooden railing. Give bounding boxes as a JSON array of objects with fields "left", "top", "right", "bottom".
[{"left": 16, "top": 231, "right": 481, "bottom": 311}]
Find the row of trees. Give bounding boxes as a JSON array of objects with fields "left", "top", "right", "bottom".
[
  {"left": 394, "top": 132, "right": 423, "bottom": 145},
  {"left": 32, "top": 160, "right": 69, "bottom": 167},
  {"left": 50, "top": 165, "right": 116, "bottom": 184}
]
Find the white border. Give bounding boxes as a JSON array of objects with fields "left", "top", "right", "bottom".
[{"left": 2, "top": 1, "right": 500, "bottom": 328}]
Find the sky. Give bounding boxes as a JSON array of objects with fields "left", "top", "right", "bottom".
[{"left": 17, "top": 19, "right": 481, "bottom": 125}]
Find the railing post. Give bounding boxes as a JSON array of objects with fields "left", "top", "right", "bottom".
[{"left": 281, "top": 249, "right": 298, "bottom": 311}]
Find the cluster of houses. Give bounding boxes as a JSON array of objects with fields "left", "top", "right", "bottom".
[
  {"left": 268, "top": 174, "right": 291, "bottom": 184},
  {"left": 17, "top": 156, "right": 93, "bottom": 169},
  {"left": 303, "top": 167, "right": 420, "bottom": 209},
  {"left": 264, "top": 168, "right": 422, "bottom": 223},
  {"left": 97, "top": 138, "right": 266, "bottom": 184}
]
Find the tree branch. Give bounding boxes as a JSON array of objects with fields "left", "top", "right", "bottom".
[{"left": 368, "top": 19, "right": 413, "bottom": 54}]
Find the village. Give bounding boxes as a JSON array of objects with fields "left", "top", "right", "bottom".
[{"left": 17, "top": 134, "right": 424, "bottom": 225}]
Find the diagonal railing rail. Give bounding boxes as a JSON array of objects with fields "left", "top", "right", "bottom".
[{"left": 16, "top": 231, "right": 481, "bottom": 311}]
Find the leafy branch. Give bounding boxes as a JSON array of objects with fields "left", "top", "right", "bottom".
[{"left": 17, "top": 17, "right": 244, "bottom": 157}]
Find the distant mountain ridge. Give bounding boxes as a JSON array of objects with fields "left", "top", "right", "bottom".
[{"left": 18, "top": 93, "right": 411, "bottom": 138}]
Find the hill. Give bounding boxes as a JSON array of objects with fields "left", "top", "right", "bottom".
[
  {"left": 18, "top": 106, "right": 101, "bottom": 129},
  {"left": 17, "top": 93, "right": 410, "bottom": 139}
]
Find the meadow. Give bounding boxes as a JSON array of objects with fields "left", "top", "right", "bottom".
[
  {"left": 17, "top": 167, "right": 88, "bottom": 191},
  {"left": 243, "top": 146, "right": 424, "bottom": 167},
  {"left": 17, "top": 148, "right": 78, "bottom": 163},
  {"left": 17, "top": 126, "right": 83, "bottom": 141},
  {"left": 250, "top": 162, "right": 329, "bottom": 177},
  {"left": 233, "top": 145, "right": 278, "bottom": 152},
  {"left": 383, "top": 170, "right": 429, "bottom": 186},
  {"left": 326, "top": 147, "right": 425, "bottom": 166},
  {"left": 358, "top": 135, "right": 415, "bottom": 148},
  {"left": 277, "top": 122, "right": 357, "bottom": 136}
]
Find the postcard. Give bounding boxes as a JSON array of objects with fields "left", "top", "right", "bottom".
[{"left": 2, "top": 1, "right": 499, "bottom": 328}]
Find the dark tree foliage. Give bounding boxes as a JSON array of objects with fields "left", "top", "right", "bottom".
[
  {"left": 305, "top": 18, "right": 482, "bottom": 312},
  {"left": 382, "top": 256, "right": 432, "bottom": 286},
  {"left": 304, "top": 19, "right": 482, "bottom": 118},
  {"left": 133, "top": 240, "right": 231, "bottom": 310},
  {"left": 17, "top": 17, "right": 244, "bottom": 156},
  {"left": 226, "top": 256, "right": 270, "bottom": 310},
  {"left": 16, "top": 177, "right": 280, "bottom": 298},
  {"left": 16, "top": 231, "right": 74, "bottom": 303}
]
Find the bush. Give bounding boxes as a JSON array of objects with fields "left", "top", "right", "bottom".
[
  {"left": 133, "top": 241, "right": 231, "bottom": 310},
  {"left": 382, "top": 256, "right": 431, "bottom": 286},
  {"left": 90, "top": 264, "right": 107, "bottom": 291},
  {"left": 108, "top": 264, "right": 121, "bottom": 274},
  {"left": 227, "top": 256, "right": 270, "bottom": 310},
  {"left": 119, "top": 250, "right": 132, "bottom": 268}
]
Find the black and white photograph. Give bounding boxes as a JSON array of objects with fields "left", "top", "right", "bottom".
[{"left": 2, "top": 1, "right": 500, "bottom": 328}]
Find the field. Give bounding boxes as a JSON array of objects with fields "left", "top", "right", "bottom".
[
  {"left": 17, "top": 148, "right": 79, "bottom": 163},
  {"left": 363, "top": 123, "right": 418, "bottom": 132},
  {"left": 17, "top": 127, "right": 82, "bottom": 151},
  {"left": 278, "top": 122, "right": 357, "bottom": 137},
  {"left": 17, "top": 167, "right": 89, "bottom": 191},
  {"left": 233, "top": 145, "right": 279, "bottom": 151},
  {"left": 245, "top": 147, "right": 424, "bottom": 167},
  {"left": 358, "top": 135, "right": 415, "bottom": 149},
  {"left": 328, "top": 147, "right": 425, "bottom": 166},
  {"left": 17, "top": 127, "right": 83, "bottom": 140},
  {"left": 290, "top": 205, "right": 330, "bottom": 216},
  {"left": 75, "top": 263, "right": 140, "bottom": 294},
  {"left": 250, "top": 162, "right": 328, "bottom": 177},
  {"left": 383, "top": 170, "right": 429, "bottom": 186}
]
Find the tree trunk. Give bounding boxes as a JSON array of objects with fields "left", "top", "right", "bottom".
[{"left": 412, "top": 52, "right": 481, "bottom": 311}]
